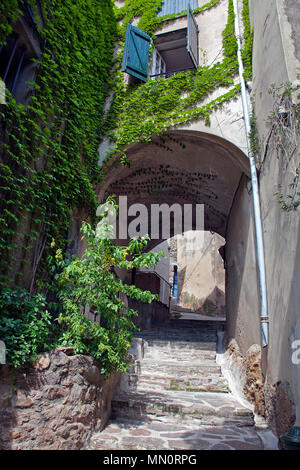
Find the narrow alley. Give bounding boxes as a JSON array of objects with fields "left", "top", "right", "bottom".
[{"left": 89, "top": 311, "right": 275, "bottom": 450}]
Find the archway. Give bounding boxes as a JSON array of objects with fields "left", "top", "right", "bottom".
[
  {"left": 96, "top": 130, "right": 257, "bottom": 340},
  {"left": 98, "top": 130, "right": 250, "bottom": 240}
]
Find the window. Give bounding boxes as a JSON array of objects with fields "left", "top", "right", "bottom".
[
  {"left": 151, "top": 6, "right": 199, "bottom": 78},
  {"left": 0, "top": 1, "right": 42, "bottom": 103},
  {"left": 157, "top": 0, "right": 199, "bottom": 17},
  {"left": 122, "top": 6, "right": 199, "bottom": 82},
  {"left": 151, "top": 49, "right": 166, "bottom": 78},
  {"left": 0, "top": 33, "right": 27, "bottom": 98}
]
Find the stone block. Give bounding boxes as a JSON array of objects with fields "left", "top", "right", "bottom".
[
  {"left": 33, "top": 353, "right": 51, "bottom": 371},
  {"left": 15, "top": 397, "right": 33, "bottom": 409}
]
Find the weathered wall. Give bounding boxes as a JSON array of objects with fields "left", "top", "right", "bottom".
[
  {"left": 251, "top": 0, "right": 300, "bottom": 435},
  {"left": 176, "top": 231, "right": 226, "bottom": 315},
  {"left": 0, "top": 349, "right": 121, "bottom": 450},
  {"left": 227, "top": 0, "right": 300, "bottom": 438},
  {"left": 226, "top": 174, "right": 260, "bottom": 353},
  {"left": 259, "top": 134, "right": 300, "bottom": 436}
]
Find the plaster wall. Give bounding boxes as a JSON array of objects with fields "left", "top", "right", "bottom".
[
  {"left": 226, "top": 175, "right": 260, "bottom": 353},
  {"left": 252, "top": 0, "right": 300, "bottom": 431},
  {"left": 227, "top": 0, "right": 300, "bottom": 434},
  {"left": 150, "top": 0, "right": 248, "bottom": 155},
  {"left": 249, "top": 0, "right": 300, "bottom": 141},
  {"left": 145, "top": 233, "right": 226, "bottom": 313},
  {"left": 176, "top": 231, "right": 226, "bottom": 314},
  {"left": 157, "top": 0, "right": 227, "bottom": 66}
]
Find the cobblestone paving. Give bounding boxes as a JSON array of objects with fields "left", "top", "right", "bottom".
[
  {"left": 89, "top": 317, "right": 271, "bottom": 450},
  {"left": 89, "top": 418, "right": 263, "bottom": 450}
]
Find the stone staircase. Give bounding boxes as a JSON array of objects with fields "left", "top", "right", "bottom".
[{"left": 89, "top": 317, "right": 266, "bottom": 450}]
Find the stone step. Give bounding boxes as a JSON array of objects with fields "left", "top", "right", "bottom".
[
  {"left": 140, "top": 349, "right": 216, "bottom": 370},
  {"left": 136, "top": 332, "right": 219, "bottom": 341},
  {"left": 111, "top": 390, "right": 254, "bottom": 427},
  {"left": 143, "top": 349, "right": 217, "bottom": 363},
  {"left": 143, "top": 333, "right": 218, "bottom": 340},
  {"left": 143, "top": 340, "right": 217, "bottom": 351},
  {"left": 138, "top": 362, "right": 221, "bottom": 375},
  {"left": 169, "top": 320, "right": 225, "bottom": 329},
  {"left": 135, "top": 324, "right": 224, "bottom": 334},
  {"left": 124, "top": 373, "right": 230, "bottom": 393},
  {"left": 88, "top": 316, "right": 270, "bottom": 450},
  {"left": 139, "top": 330, "right": 217, "bottom": 337},
  {"left": 136, "top": 324, "right": 224, "bottom": 334}
]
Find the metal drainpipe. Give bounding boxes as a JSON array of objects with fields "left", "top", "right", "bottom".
[{"left": 232, "top": 0, "right": 269, "bottom": 347}]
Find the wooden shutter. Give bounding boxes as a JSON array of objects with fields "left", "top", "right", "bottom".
[
  {"left": 187, "top": 4, "right": 199, "bottom": 68},
  {"left": 122, "top": 24, "right": 151, "bottom": 82},
  {"left": 158, "top": 0, "right": 199, "bottom": 17}
]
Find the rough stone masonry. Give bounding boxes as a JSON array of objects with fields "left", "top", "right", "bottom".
[{"left": 0, "top": 348, "right": 121, "bottom": 450}]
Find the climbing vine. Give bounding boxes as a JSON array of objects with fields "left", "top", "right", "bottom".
[
  {"left": 101, "top": 0, "right": 241, "bottom": 166},
  {"left": 0, "top": 0, "right": 254, "bottom": 282},
  {"left": 0, "top": 0, "right": 20, "bottom": 45},
  {"left": 0, "top": 0, "right": 255, "bottom": 369},
  {"left": 241, "top": 0, "right": 253, "bottom": 80},
  {"left": 114, "top": 0, "right": 221, "bottom": 36},
  {"left": 0, "top": 0, "right": 116, "bottom": 287}
]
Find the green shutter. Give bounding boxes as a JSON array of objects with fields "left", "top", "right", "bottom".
[{"left": 122, "top": 25, "right": 150, "bottom": 82}]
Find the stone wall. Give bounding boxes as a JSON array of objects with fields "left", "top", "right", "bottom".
[
  {"left": 0, "top": 348, "right": 121, "bottom": 450},
  {"left": 222, "top": 340, "right": 265, "bottom": 417}
]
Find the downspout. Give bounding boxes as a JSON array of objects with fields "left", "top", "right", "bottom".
[{"left": 232, "top": 0, "right": 269, "bottom": 347}]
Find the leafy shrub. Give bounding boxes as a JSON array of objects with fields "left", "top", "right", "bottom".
[
  {"left": 56, "top": 203, "right": 164, "bottom": 375},
  {"left": 0, "top": 288, "right": 56, "bottom": 368}
]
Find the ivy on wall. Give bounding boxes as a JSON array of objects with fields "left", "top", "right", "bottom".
[
  {"left": 0, "top": 0, "right": 20, "bottom": 45},
  {"left": 241, "top": 0, "right": 253, "bottom": 80},
  {"left": 0, "top": 0, "right": 116, "bottom": 287},
  {"left": 0, "top": 0, "right": 254, "bottom": 370},
  {"left": 101, "top": 0, "right": 246, "bottom": 165},
  {"left": 0, "top": 0, "right": 253, "bottom": 286},
  {"left": 114, "top": 0, "right": 221, "bottom": 36}
]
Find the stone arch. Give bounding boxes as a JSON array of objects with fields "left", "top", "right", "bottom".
[
  {"left": 97, "top": 130, "right": 250, "bottom": 240},
  {"left": 96, "top": 130, "right": 259, "bottom": 342}
]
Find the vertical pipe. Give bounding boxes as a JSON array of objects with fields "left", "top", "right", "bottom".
[{"left": 232, "top": 0, "right": 269, "bottom": 347}]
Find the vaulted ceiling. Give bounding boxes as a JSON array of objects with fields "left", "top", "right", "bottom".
[{"left": 97, "top": 130, "right": 250, "bottom": 244}]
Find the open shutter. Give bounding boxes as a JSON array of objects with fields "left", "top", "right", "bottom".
[
  {"left": 122, "top": 24, "right": 151, "bottom": 82},
  {"left": 187, "top": 4, "right": 199, "bottom": 68},
  {"left": 158, "top": 0, "right": 199, "bottom": 17}
]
